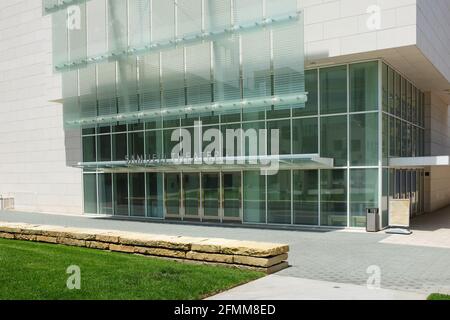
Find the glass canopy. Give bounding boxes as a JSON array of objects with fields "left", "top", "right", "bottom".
[{"left": 77, "top": 154, "right": 334, "bottom": 172}]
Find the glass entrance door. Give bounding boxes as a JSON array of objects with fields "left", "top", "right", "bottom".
[
  {"left": 202, "top": 173, "right": 220, "bottom": 219},
  {"left": 183, "top": 173, "right": 200, "bottom": 218},
  {"left": 222, "top": 172, "right": 242, "bottom": 221},
  {"left": 165, "top": 173, "right": 181, "bottom": 217}
]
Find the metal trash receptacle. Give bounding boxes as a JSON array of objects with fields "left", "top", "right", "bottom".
[{"left": 366, "top": 208, "right": 380, "bottom": 232}]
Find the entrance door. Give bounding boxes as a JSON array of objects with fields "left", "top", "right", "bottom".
[
  {"left": 222, "top": 172, "right": 242, "bottom": 221},
  {"left": 202, "top": 173, "right": 220, "bottom": 219},
  {"left": 183, "top": 173, "right": 200, "bottom": 218},
  {"left": 165, "top": 173, "right": 181, "bottom": 217}
]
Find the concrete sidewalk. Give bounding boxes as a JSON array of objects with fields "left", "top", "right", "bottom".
[
  {"left": 207, "top": 275, "right": 427, "bottom": 300},
  {"left": 1, "top": 209, "right": 450, "bottom": 295}
]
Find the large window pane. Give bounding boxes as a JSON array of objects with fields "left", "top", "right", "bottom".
[
  {"left": 183, "top": 173, "right": 200, "bottom": 217},
  {"left": 395, "top": 72, "right": 401, "bottom": 116},
  {"left": 293, "top": 118, "right": 318, "bottom": 154},
  {"left": 382, "top": 114, "right": 388, "bottom": 166},
  {"left": 146, "top": 173, "right": 164, "bottom": 218},
  {"left": 83, "top": 135, "right": 96, "bottom": 163},
  {"left": 113, "top": 173, "right": 128, "bottom": 216},
  {"left": 146, "top": 129, "right": 163, "bottom": 159},
  {"left": 165, "top": 173, "right": 181, "bottom": 216},
  {"left": 294, "top": 69, "right": 318, "bottom": 116},
  {"left": 321, "top": 116, "right": 347, "bottom": 167},
  {"left": 293, "top": 170, "right": 318, "bottom": 225},
  {"left": 350, "top": 169, "right": 378, "bottom": 227},
  {"left": 83, "top": 174, "right": 97, "bottom": 214},
  {"left": 268, "top": 119, "right": 291, "bottom": 155},
  {"left": 382, "top": 63, "right": 388, "bottom": 112},
  {"left": 128, "top": 131, "right": 144, "bottom": 158},
  {"left": 350, "top": 61, "right": 378, "bottom": 112},
  {"left": 321, "top": 169, "right": 347, "bottom": 227},
  {"left": 350, "top": 113, "right": 378, "bottom": 166},
  {"left": 202, "top": 173, "right": 220, "bottom": 218},
  {"left": 320, "top": 66, "right": 347, "bottom": 114},
  {"left": 98, "top": 173, "right": 113, "bottom": 215},
  {"left": 388, "top": 67, "right": 394, "bottom": 114},
  {"left": 243, "top": 171, "right": 266, "bottom": 223},
  {"left": 97, "top": 134, "right": 111, "bottom": 161},
  {"left": 130, "top": 173, "right": 145, "bottom": 217},
  {"left": 267, "top": 171, "right": 291, "bottom": 224},
  {"left": 112, "top": 133, "right": 127, "bottom": 161}
]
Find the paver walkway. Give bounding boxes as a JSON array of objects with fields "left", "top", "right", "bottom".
[{"left": 1, "top": 209, "right": 450, "bottom": 296}]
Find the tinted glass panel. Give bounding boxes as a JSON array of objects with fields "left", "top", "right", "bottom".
[
  {"left": 350, "top": 62, "right": 378, "bottom": 112},
  {"left": 321, "top": 169, "right": 347, "bottom": 227},
  {"left": 243, "top": 171, "right": 266, "bottom": 223},
  {"left": 267, "top": 171, "right": 291, "bottom": 224},
  {"left": 321, "top": 116, "right": 347, "bottom": 167},
  {"left": 320, "top": 66, "right": 347, "bottom": 114}
]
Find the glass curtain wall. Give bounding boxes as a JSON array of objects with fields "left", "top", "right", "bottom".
[
  {"left": 381, "top": 62, "right": 426, "bottom": 226},
  {"left": 81, "top": 60, "right": 403, "bottom": 228}
]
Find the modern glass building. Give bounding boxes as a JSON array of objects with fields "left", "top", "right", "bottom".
[{"left": 38, "top": 0, "right": 440, "bottom": 229}]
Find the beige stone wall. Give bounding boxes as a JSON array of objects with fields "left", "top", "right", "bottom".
[
  {"left": 0, "top": 222, "right": 290, "bottom": 274},
  {"left": 424, "top": 92, "right": 450, "bottom": 212}
]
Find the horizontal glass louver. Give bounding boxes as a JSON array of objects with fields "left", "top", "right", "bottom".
[
  {"left": 52, "top": 12, "right": 301, "bottom": 72},
  {"left": 43, "top": 0, "right": 91, "bottom": 15},
  {"left": 49, "top": 0, "right": 306, "bottom": 126},
  {"left": 65, "top": 92, "right": 308, "bottom": 127}
]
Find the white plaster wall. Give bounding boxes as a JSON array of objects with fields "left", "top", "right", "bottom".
[
  {"left": 299, "top": 0, "right": 418, "bottom": 61},
  {"left": 417, "top": 0, "right": 450, "bottom": 84},
  {"left": 423, "top": 92, "right": 450, "bottom": 212},
  {"left": 0, "top": 0, "right": 83, "bottom": 214}
]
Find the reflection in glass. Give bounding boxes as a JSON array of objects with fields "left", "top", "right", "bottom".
[
  {"left": 350, "top": 113, "right": 378, "bottom": 166},
  {"left": 320, "top": 66, "right": 347, "bottom": 114},
  {"left": 350, "top": 169, "right": 378, "bottom": 227},
  {"left": 146, "top": 173, "right": 164, "bottom": 218},
  {"left": 203, "top": 173, "right": 220, "bottom": 218},
  {"left": 267, "top": 171, "right": 291, "bottom": 224},
  {"left": 112, "top": 133, "right": 127, "bottom": 161},
  {"left": 350, "top": 61, "right": 378, "bottom": 112},
  {"left": 321, "top": 170, "right": 347, "bottom": 227},
  {"left": 113, "top": 173, "right": 129, "bottom": 216},
  {"left": 223, "top": 172, "right": 241, "bottom": 219},
  {"left": 165, "top": 173, "right": 180, "bottom": 216},
  {"left": 83, "top": 136, "right": 96, "bottom": 162},
  {"left": 183, "top": 173, "right": 200, "bottom": 217},
  {"left": 293, "top": 118, "right": 318, "bottom": 154},
  {"left": 293, "top": 170, "right": 318, "bottom": 225},
  {"left": 98, "top": 173, "right": 113, "bottom": 215},
  {"left": 83, "top": 174, "right": 97, "bottom": 214},
  {"left": 243, "top": 171, "right": 266, "bottom": 223},
  {"left": 321, "top": 116, "right": 347, "bottom": 167},
  {"left": 130, "top": 173, "right": 145, "bottom": 217}
]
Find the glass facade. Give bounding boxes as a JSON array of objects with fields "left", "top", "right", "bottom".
[
  {"left": 382, "top": 63, "right": 426, "bottom": 226},
  {"left": 77, "top": 60, "right": 427, "bottom": 228},
  {"left": 45, "top": 2, "right": 427, "bottom": 229}
]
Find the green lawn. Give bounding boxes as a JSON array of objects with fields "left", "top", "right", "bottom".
[
  {"left": 428, "top": 293, "right": 450, "bottom": 300},
  {"left": 0, "top": 238, "right": 263, "bottom": 300}
]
